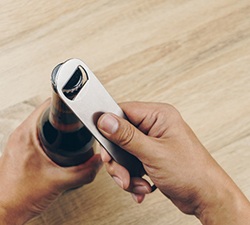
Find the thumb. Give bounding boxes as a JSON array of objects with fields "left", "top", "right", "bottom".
[{"left": 97, "top": 113, "right": 151, "bottom": 159}]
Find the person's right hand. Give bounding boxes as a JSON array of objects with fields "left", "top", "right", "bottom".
[{"left": 97, "top": 102, "right": 250, "bottom": 225}]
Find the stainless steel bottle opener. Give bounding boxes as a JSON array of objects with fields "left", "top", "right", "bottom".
[{"left": 55, "top": 58, "right": 144, "bottom": 177}]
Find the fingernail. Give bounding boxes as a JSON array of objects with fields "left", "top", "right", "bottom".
[
  {"left": 112, "top": 176, "right": 123, "bottom": 189},
  {"left": 100, "top": 147, "right": 106, "bottom": 161},
  {"left": 131, "top": 193, "right": 145, "bottom": 204},
  {"left": 97, "top": 157, "right": 103, "bottom": 168},
  {"left": 132, "top": 185, "right": 151, "bottom": 194},
  {"left": 131, "top": 193, "right": 139, "bottom": 203},
  {"left": 99, "top": 114, "right": 119, "bottom": 134}
]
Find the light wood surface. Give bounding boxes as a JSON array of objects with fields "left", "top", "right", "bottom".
[{"left": 0, "top": 1, "right": 250, "bottom": 224}]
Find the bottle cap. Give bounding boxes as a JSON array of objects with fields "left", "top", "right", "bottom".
[{"left": 51, "top": 63, "right": 83, "bottom": 98}]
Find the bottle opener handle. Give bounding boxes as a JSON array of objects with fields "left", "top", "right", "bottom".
[{"left": 55, "top": 58, "right": 145, "bottom": 177}]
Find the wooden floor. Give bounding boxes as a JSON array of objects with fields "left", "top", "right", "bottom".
[{"left": 0, "top": 1, "right": 250, "bottom": 224}]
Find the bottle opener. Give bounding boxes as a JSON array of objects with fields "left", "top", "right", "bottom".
[{"left": 55, "top": 58, "right": 145, "bottom": 177}]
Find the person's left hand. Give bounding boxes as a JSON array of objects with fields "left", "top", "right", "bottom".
[{"left": 0, "top": 99, "right": 102, "bottom": 225}]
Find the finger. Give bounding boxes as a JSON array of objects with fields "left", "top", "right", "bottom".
[
  {"left": 97, "top": 113, "right": 154, "bottom": 159},
  {"left": 131, "top": 193, "right": 145, "bottom": 204},
  {"left": 11, "top": 99, "right": 51, "bottom": 138},
  {"left": 100, "top": 145, "right": 150, "bottom": 192},
  {"left": 99, "top": 146, "right": 112, "bottom": 163},
  {"left": 25, "top": 98, "right": 51, "bottom": 124},
  {"left": 119, "top": 102, "right": 166, "bottom": 131},
  {"left": 129, "top": 177, "right": 152, "bottom": 194},
  {"left": 64, "top": 154, "right": 103, "bottom": 189},
  {"left": 5, "top": 99, "right": 52, "bottom": 154},
  {"left": 119, "top": 102, "right": 156, "bottom": 126},
  {"left": 104, "top": 159, "right": 130, "bottom": 189},
  {"left": 104, "top": 160, "right": 152, "bottom": 194},
  {"left": 120, "top": 102, "right": 179, "bottom": 137}
]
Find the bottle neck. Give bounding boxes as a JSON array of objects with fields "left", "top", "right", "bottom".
[
  {"left": 48, "top": 63, "right": 84, "bottom": 132},
  {"left": 49, "top": 91, "right": 83, "bottom": 132}
]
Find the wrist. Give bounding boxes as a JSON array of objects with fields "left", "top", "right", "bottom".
[
  {"left": 0, "top": 206, "right": 8, "bottom": 225},
  {"left": 0, "top": 158, "right": 34, "bottom": 225},
  {"left": 0, "top": 206, "right": 21, "bottom": 225},
  {"left": 0, "top": 199, "right": 31, "bottom": 225},
  {"left": 197, "top": 190, "right": 250, "bottom": 225},
  {"left": 195, "top": 164, "right": 250, "bottom": 225}
]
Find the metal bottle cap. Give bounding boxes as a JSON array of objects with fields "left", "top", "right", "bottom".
[{"left": 51, "top": 63, "right": 83, "bottom": 98}]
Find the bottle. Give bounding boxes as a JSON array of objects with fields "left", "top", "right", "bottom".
[{"left": 38, "top": 63, "right": 95, "bottom": 167}]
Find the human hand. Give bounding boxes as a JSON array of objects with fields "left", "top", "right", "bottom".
[
  {"left": 97, "top": 102, "right": 250, "bottom": 224},
  {"left": 0, "top": 99, "right": 102, "bottom": 225}
]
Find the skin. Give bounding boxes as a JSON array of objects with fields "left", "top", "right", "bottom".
[
  {"left": 97, "top": 102, "right": 250, "bottom": 225},
  {"left": 0, "top": 100, "right": 249, "bottom": 224},
  {"left": 0, "top": 99, "right": 102, "bottom": 225}
]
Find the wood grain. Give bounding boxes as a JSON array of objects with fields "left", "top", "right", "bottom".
[{"left": 0, "top": 1, "right": 249, "bottom": 224}]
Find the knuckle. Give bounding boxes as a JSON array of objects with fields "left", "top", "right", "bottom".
[
  {"left": 117, "top": 123, "right": 135, "bottom": 147},
  {"left": 162, "top": 103, "right": 182, "bottom": 121},
  {"left": 106, "top": 163, "right": 115, "bottom": 175},
  {"left": 85, "top": 169, "right": 97, "bottom": 184},
  {"left": 8, "top": 125, "right": 29, "bottom": 147}
]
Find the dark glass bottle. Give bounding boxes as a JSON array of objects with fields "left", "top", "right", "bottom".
[{"left": 38, "top": 64, "right": 95, "bottom": 167}]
